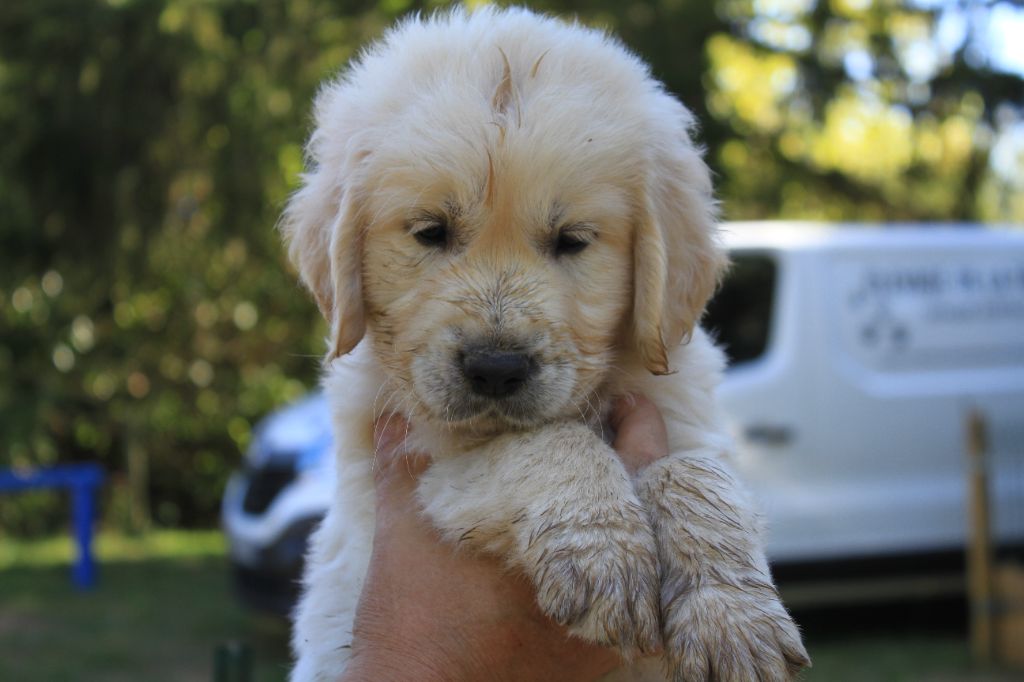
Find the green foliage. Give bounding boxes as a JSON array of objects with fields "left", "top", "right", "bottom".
[{"left": 1, "top": 0, "right": 1021, "bottom": 533}]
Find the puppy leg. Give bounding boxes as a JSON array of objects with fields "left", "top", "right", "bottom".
[
  {"left": 635, "top": 450, "right": 810, "bottom": 682},
  {"left": 418, "top": 421, "right": 662, "bottom": 657}
]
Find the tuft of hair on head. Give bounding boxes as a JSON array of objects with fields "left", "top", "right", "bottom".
[
  {"left": 491, "top": 47, "right": 521, "bottom": 127},
  {"left": 529, "top": 48, "right": 550, "bottom": 79},
  {"left": 485, "top": 149, "right": 497, "bottom": 208},
  {"left": 492, "top": 47, "right": 514, "bottom": 114}
]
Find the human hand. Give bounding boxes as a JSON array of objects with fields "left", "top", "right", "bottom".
[{"left": 340, "top": 394, "right": 669, "bottom": 682}]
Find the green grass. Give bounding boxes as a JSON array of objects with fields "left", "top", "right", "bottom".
[
  {"left": 0, "top": 528, "right": 227, "bottom": 569},
  {"left": 0, "top": 530, "right": 290, "bottom": 682},
  {"left": 0, "top": 530, "right": 1021, "bottom": 681},
  {"left": 802, "top": 636, "right": 1006, "bottom": 682}
]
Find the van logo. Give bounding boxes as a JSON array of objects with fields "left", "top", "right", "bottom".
[{"left": 838, "top": 260, "right": 1024, "bottom": 368}]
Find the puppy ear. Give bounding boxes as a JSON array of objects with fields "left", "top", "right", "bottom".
[
  {"left": 633, "top": 103, "right": 727, "bottom": 375},
  {"left": 280, "top": 164, "right": 366, "bottom": 361}
]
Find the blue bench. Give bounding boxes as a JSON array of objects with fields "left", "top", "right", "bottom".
[{"left": 0, "top": 463, "right": 105, "bottom": 589}]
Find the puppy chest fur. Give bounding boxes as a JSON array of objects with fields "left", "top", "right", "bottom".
[{"left": 282, "top": 7, "right": 808, "bottom": 682}]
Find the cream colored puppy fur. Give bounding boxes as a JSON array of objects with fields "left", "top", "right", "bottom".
[{"left": 282, "top": 7, "right": 808, "bottom": 682}]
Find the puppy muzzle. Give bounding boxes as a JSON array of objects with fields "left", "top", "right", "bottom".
[{"left": 459, "top": 347, "right": 537, "bottom": 398}]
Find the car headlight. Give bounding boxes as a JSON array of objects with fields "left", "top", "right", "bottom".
[{"left": 296, "top": 433, "right": 333, "bottom": 474}]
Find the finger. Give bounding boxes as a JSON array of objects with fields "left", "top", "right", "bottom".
[
  {"left": 610, "top": 393, "right": 669, "bottom": 474},
  {"left": 373, "top": 412, "right": 410, "bottom": 464},
  {"left": 608, "top": 392, "right": 639, "bottom": 431},
  {"left": 372, "top": 413, "right": 431, "bottom": 488}
]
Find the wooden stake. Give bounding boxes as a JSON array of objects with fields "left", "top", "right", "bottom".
[{"left": 966, "top": 409, "right": 994, "bottom": 664}]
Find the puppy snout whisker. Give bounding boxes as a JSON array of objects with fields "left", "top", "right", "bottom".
[{"left": 461, "top": 349, "right": 533, "bottom": 398}]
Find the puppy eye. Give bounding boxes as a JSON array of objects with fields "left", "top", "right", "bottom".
[
  {"left": 412, "top": 221, "right": 448, "bottom": 248},
  {"left": 555, "top": 232, "right": 590, "bottom": 257}
]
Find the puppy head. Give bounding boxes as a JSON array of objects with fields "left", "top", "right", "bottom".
[{"left": 281, "top": 9, "right": 726, "bottom": 431}]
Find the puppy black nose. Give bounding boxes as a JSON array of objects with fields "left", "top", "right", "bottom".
[{"left": 461, "top": 350, "right": 532, "bottom": 398}]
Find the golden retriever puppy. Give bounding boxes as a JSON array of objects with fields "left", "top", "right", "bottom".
[{"left": 282, "top": 7, "right": 808, "bottom": 682}]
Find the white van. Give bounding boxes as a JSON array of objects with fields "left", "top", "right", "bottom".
[
  {"left": 224, "top": 223, "right": 1024, "bottom": 611},
  {"left": 705, "top": 223, "right": 1024, "bottom": 600}
]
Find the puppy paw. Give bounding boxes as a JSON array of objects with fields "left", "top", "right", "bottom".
[
  {"left": 529, "top": 501, "right": 662, "bottom": 656},
  {"left": 662, "top": 579, "right": 809, "bottom": 682}
]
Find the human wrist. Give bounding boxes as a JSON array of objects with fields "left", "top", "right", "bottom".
[
  {"left": 339, "top": 646, "right": 451, "bottom": 682},
  {"left": 341, "top": 625, "right": 503, "bottom": 682}
]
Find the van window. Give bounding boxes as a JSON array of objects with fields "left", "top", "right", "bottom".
[{"left": 703, "top": 253, "right": 777, "bottom": 367}]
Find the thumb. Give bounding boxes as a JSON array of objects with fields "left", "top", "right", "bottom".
[
  {"left": 371, "top": 413, "right": 430, "bottom": 497},
  {"left": 610, "top": 394, "right": 668, "bottom": 475}
]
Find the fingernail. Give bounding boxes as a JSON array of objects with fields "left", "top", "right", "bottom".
[{"left": 609, "top": 392, "right": 639, "bottom": 429}]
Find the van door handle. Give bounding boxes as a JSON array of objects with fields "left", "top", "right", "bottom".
[{"left": 743, "top": 424, "right": 794, "bottom": 447}]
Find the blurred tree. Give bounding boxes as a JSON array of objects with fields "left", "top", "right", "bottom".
[
  {"left": 704, "top": 0, "right": 1024, "bottom": 221},
  {"left": 0, "top": 0, "right": 1020, "bottom": 533}
]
